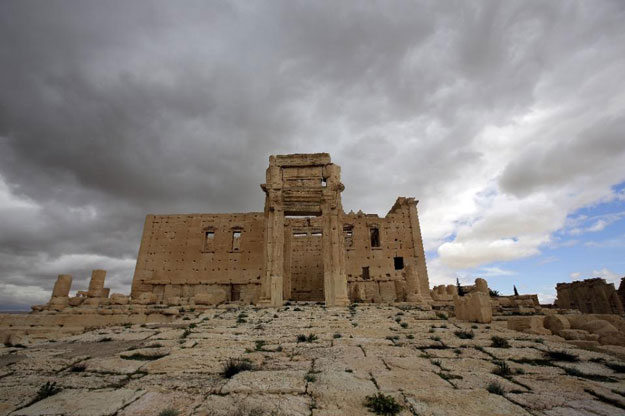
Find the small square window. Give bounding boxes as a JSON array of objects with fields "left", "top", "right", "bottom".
[{"left": 394, "top": 257, "right": 404, "bottom": 270}]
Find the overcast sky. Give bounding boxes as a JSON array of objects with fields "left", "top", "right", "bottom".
[{"left": 1, "top": 0, "right": 624, "bottom": 310}]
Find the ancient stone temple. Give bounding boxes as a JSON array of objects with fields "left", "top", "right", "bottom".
[
  {"left": 555, "top": 278, "right": 624, "bottom": 315},
  {"left": 130, "top": 153, "right": 430, "bottom": 307}
]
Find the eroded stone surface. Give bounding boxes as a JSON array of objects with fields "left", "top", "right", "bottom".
[{"left": 2, "top": 304, "right": 625, "bottom": 416}]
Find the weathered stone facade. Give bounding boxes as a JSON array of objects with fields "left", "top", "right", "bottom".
[
  {"left": 130, "top": 153, "right": 431, "bottom": 307},
  {"left": 555, "top": 278, "right": 624, "bottom": 315}
]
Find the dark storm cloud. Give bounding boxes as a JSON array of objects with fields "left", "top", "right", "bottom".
[{"left": 1, "top": 0, "right": 625, "bottom": 308}]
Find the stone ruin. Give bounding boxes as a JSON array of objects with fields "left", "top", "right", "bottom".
[
  {"left": 130, "top": 153, "right": 431, "bottom": 307},
  {"left": 4, "top": 153, "right": 625, "bottom": 354},
  {"left": 555, "top": 277, "right": 624, "bottom": 315}
]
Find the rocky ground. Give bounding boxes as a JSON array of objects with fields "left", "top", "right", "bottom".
[{"left": 1, "top": 304, "right": 625, "bottom": 416}]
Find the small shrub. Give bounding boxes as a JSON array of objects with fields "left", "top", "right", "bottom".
[
  {"left": 254, "top": 340, "right": 266, "bottom": 351},
  {"left": 535, "top": 338, "right": 545, "bottom": 344},
  {"left": 454, "top": 330, "right": 474, "bottom": 340},
  {"left": 492, "top": 360, "right": 512, "bottom": 377},
  {"left": 70, "top": 362, "right": 87, "bottom": 372},
  {"left": 34, "top": 382, "right": 61, "bottom": 402},
  {"left": 491, "top": 336, "right": 510, "bottom": 348},
  {"left": 237, "top": 317, "right": 247, "bottom": 324},
  {"left": 122, "top": 323, "right": 132, "bottom": 329},
  {"left": 406, "top": 334, "right": 414, "bottom": 340},
  {"left": 273, "top": 314, "right": 279, "bottom": 318},
  {"left": 98, "top": 337, "right": 112, "bottom": 342},
  {"left": 430, "top": 335, "right": 441, "bottom": 342},
  {"left": 188, "top": 323, "right": 197, "bottom": 329},
  {"left": 471, "top": 324, "right": 478, "bottom": 329},
  {"left": 305, "top": 373, "right": 317, "bottom": 382},
  {"left": 294, "top": 307, "right": 302, "bottom": 311},
  {"left": 453, "top": 348, "right": 461, "bottom": 355},
  {"left": 296, "top": 334, "right": 307, "bottom": 343},
  {"left": 364, "top": 393, "right": 402, "bottom": 415},
  {"left": 400, "top": 322, "right": 408, "bottom": 329},
  {"left": 435, "top": 312, "right": 448, "bottom": 320},
  {"left": 222, "top": 358, "right": 253, "bottom": 378},
  {"left": 181, "top": 329, "right": 191, "bottom": 339},
  {"left": 158, "top": 409, "right": 180, "bottom": 416},
  {"left": 385, "top": 335, "right": 400, "bottom": 341},
  {"left": 394, "top": 317, "right": 402, "bottom": 323},
  {"left": 333, "top": 333, "right": 342, "bottom": 339},
  {"left": 487, "top": 381, "right": 505, "bottom": 395},
  {"left": 545, "top": 350, "right": 579, "bottom": 362}
]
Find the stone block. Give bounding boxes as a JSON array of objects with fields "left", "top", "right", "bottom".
[
  {"left": 454, "top": 292, "right": 492, "bottom": 323},
  {"left": 194, "top": 289, "right": 227, "bottom": 306},
  {"left": 110, "top": 294, "right": 130, "bottom": 305}
]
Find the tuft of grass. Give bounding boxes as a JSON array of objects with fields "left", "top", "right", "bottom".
[
  {"left": 400, "top": 322, "right": 409, "bottom": 329},
  {"left": 254, "top": 340, "right": 266, "bottom": 351},
  {"left": 535, "top": 338, "right": 545, "bottom": 344},
  {"left": 158, "top": 409, "right": 180, "bottom": 416},
  {"left": 34, "top": 381, "right": 61, "bottom": 402},
  {"left": 454, "top": 330, "right": 474, "bottom": 340},
  {"left": 70, "top": 362, "right": 87, "bottom": 372},
  {"left": 492, "top": 360, "right": 512, "bottom": 377},
  {"left": 305, "top": 373, "right": 317, "bottom": 382},
  {"left": 490, "top": 336, "right": 510, "bottom": 348},
  {"left": 364, "top": 393, "right": 403, "bottom": 415},
  {"left": 296, "top": 333, "right": 318, "bottom": 343},
  {"left": 188, "top": 323, "right": 197, "bottom": 329},
  {"left": 487, "top": 381, "right": 505, "bottom": 395},
  {"left": 545, "top": 350, "right": 579, "bottom": 362},
  {"left": 333, "top": 333, "right": 342, "bottom": 339},
  {"left": 221, "top": 358, "right": 253, "bottom": 378}
]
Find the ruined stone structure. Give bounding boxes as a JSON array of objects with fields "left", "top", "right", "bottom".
[
  {"left": 555, "top": 278, "right": 624, "bottom": 315},
  {"left": 130, "top": 153, "right": 431, "bottom": 307}
]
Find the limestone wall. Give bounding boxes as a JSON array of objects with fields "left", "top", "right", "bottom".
[{"left": 131, "top": 212, "right": 265, "bottom": 303}]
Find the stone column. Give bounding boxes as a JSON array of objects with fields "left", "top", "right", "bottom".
[
  {"left": 260, "top": 190, "right": 285, "bottom": 307},
  {"left": 408, "top": 200, "right": 431, "bottom": 299},
  {"left": 51, "top": 274, "right": 72, "bottom": 298},
  {"left": 404, "top": 264, "right": 423, "bottom": 302},
  {"left": 321, "top": 164, "right": 349, "bottom": 307},
  {"left": 87, "top": 269, "right": 107, "bottom": 297}
]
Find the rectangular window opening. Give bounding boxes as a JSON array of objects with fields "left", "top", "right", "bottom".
[
  {"left": 232, "top": 230, "right": 242, "bottom": 251},
  {"left": 362, "top": 266, "right": 370, "bottom": 280},
  {"left": 203, "top": 230, "right": 215, "bottom": 252},
  {"left": 343, "top": 225, "right": 354, "bottom": 248},
  {"left": 394, "top": 256, "right": 404, "bottom": 270},
  {"left": 370, "top": 227, "right": 380, "bottom": 248}
]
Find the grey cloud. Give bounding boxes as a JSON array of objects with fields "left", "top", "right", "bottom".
[{"left": 1, "top": 0, "right": 625, "bottom": 309}]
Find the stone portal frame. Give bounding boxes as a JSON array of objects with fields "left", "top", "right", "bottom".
[{"left": 259, "top": 153, "right": 349, "bottom": 307}]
